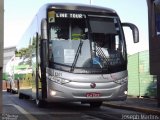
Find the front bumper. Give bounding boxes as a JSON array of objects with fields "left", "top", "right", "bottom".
[{"left": 46, "top": 79, "right": 127, "bottom": 102}]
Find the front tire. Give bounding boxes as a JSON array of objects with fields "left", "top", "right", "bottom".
[
  {"left": 7, "top": 88, "right": 11, "bottom": 92},
  {"left": 36, "top": 99, "right": 46, "bottom": 108},
  {"left": 19, "top": 93, "right": 24, "bottom": 99}
]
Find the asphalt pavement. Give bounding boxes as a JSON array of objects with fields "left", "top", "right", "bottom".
[
  {"left": 103, "top": 97, "right": 160, "bottom": 115},
  {"left": 2, "top": 90, "right": 160, "bottom": 120},
  {"left": 2, "top": 104, "right": 30, "bottom": 120}
]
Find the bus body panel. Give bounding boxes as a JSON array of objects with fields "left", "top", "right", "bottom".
[{"left": 46, "top": 68, "right": 127, "bottom": 102}]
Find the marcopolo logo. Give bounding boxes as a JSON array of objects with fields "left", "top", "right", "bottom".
[{"left": 90, "top": 83, "right": 96, "bottom": 88}]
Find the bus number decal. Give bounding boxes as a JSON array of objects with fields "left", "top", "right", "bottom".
[{"left": 54, "top": 72, "right": 62, "bottom": 77}]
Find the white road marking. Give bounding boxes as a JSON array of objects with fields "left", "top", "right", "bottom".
[{"left": 7, "top": 104, "right": 38, "bottom": 120}]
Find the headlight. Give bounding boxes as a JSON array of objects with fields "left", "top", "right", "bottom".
[
  {"left": 47, "top": 74, "right": 70, "bottom": 84},
  {"left": 54, "top": 77, "right": 70, "bottom": 84},
  {"left": 50, "top": 90, "right": 56, "bottom": 96},
  {"left": 114, "top": 77, "right": 128, "bottom": 84}
]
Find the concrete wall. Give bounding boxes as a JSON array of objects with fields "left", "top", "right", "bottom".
[{"left": 128, "top": 50, "right": 156, "bottom": 98}]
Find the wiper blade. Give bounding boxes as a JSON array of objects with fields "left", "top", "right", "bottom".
[{"left": 70, "top": 40, "right": 83, "bottom": 72}]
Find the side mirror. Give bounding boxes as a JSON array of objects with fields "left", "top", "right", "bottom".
[
  {"left": 41, "top": 19, "right": 48, "bottom": 40},
  {"left": 41, "top": 19, "right": 48, "bottom": 68},
  {"left": 40, "top": 39, "right": 48, "bottom": 68},
  {"left": 122, "top": 23, "right": 139, "bottom": 43}
]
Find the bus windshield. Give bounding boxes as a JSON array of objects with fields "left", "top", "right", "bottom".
[{"left": 48, "top": 13, "right": 126, "bottom": 73}]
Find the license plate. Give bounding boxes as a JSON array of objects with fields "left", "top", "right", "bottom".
[{"left": 86, "top": 92, "right": 100, "bottom": 97}]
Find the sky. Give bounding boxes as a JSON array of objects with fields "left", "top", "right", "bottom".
[{"left": 4, "top": 0, "right": 148, "bottom": 55}]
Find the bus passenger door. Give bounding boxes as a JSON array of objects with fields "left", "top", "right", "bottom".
[
  {"left": 32, "top": 33, "right": 42, "bottom": 99},
  {"left": 40, "top": 19, "right": 48, "bottom": 100},
  {"left": 40, "top": 38, "right": 47, "bottom": 99}
]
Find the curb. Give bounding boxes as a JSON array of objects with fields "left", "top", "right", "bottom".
[{"left": 103, "top": 102, "right": 160, "bottom": 115}]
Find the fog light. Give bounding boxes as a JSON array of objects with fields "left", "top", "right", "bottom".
[
  {"left": 50, "top": 90, "right": 56, "bottom": 96},
  {"left": 124, "top": 91, "right": 128, "bottom": 95}
]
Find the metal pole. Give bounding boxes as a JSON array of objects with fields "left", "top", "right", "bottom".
[
  {"left": 0, "top": 0, "right": 4, "bottom": 114},
  {"left": 157, "top": 75, "right": 160, "bottom": 107},
  {"left": 147, "top": 0, "right": 160, "bottom": 108},
  {"left": 0, "top": 68, "right": 2, "bottom": 113}
]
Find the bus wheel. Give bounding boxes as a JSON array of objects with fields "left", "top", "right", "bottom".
[
  {"left": 90, "top": 102, "right": 102, "bottom": 108},
  {"left": 19, "top": 93, "right": 24, "bottom": 99},
  {"left": 7, "top": 88, "right": 10, "bottom": 92},
  {"left": 11, "top": 90, "right": 17, "bottom": 94},
  {"left": 36, "top": 99, "right": 46, "bottom": 108}
]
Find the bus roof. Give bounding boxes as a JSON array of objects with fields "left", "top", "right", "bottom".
[{"left": 43, "top": 3, "right": 117, "bottom": 15}]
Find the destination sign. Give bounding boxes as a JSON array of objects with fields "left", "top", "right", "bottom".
[
  {"left": 56, "top": 13, "right": 85, "bottom": 18},
  {"left": 48, "top": 11, "right": 86, "bottom": 23}
]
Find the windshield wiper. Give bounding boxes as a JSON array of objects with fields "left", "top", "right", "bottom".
[{"left": 70, "top": 40, "right": 83, "bottom": 72}]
